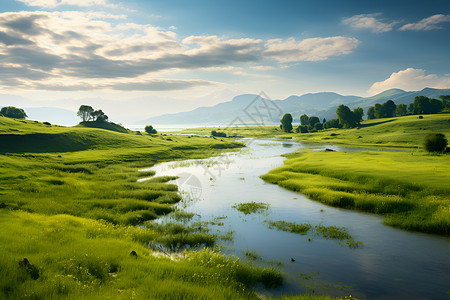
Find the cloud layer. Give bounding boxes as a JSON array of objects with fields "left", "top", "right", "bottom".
[
  {"left": 368, "top": 68, "right": 450, "bottom": 95},
  {"left": 0, "top": 11, "right": 359, "bottom": 91},
  {"left": 399, "top": 14, "right": 450, "bottom": 31},
  {"left": 342, "top": 14, "right": 396, "bottom": 33}
]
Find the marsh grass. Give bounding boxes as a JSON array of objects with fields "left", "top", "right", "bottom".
[
  {"left": 233, "top": 202, "right": 270, "bottom": 215},
  {"left": 266, "top": 220, "right": 363, "bottom": 248},
  {"left": 262, "top": 150, "right": 450, "bottom": 235},
  {"left": 243, "top": 249, "right": 261, "bottom": 260}
]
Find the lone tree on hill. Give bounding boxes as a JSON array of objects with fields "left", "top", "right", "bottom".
[
  {"left": 336, "top": 104, "right": 356, "bottom": 128},
  {"left": 280, "top": 113, "right": 293, "bottom": 133},
  {"left": 145, "top": 125, "right": 157, "bottom": 134},
  {"left": 0, "top": 106, "right": 27, "bottom": 119}
]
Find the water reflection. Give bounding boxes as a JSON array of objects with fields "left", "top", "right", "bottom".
[{"left": 145, "top": 139, "right": 449, "bottom": 300}]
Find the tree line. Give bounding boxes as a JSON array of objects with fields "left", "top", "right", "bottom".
[{"left": 280, "top": 94, "right": 450, "bottom": 133}]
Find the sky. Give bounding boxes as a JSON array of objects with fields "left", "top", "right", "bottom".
[{"left": 0, "top": 0, "right": 450, "bottom": 122}]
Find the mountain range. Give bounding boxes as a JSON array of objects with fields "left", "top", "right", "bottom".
[
  {"left": 141, "top": 87, "right": 450, "bottom": 125},
  {"left": 1, "top": 88, "right": 449, "bottom": 126}
]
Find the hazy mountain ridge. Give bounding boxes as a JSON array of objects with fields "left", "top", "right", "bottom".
[{"left": 142, "top": 88, "right": 450, "bottom": 125}]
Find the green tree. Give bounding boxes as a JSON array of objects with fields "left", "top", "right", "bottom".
[
  {"left": 324, "top": 118, "right": 341, "bottom": 129},
  {"left": 424, "top": 133, "right": 448, "bottom": 153},
  {"left": 308, "top": 116, "right": 320, "bottom": 129},
  {"left": 396, "top": 104, "right": 407, "bottom": 116},
  {"left": 382, "top": 100, "right": 396, "bottom": 118},
  {"left": 353, "top": 107, "right": 364, "bottom": 125},
  {"left": 77, "top": 105, "right": 94, "bottom": 122},
  {"left": 429, "top": 99, "right": 443, "bottom": 114},
  {"left": 295, "top": 125, "right": 308, "bottom": 133},
  {"left": 439, "top": 95, "right": 450, "bottom": 108},
  {"left": 280, "top": 113, "right": 293, "bottom": 133},
  {"left": 367, "top": 107, "right": 375, "bottom": 120},
  {"left": 0, "top": 106, "right": 27, "bottom": 119},
  {"left": 413, "top": 96, "right": 431, "bottom": 114},
  {"left": 336, "top": 104, "right": 356, "bottom": 128},
  {"left": 374, "top": 103, "right": 382, "bottom": 118},
  {"left": 314, "top": 122, "right": 323, "bottom": 130},
  {"left": 300, "top": 114, "right": 309, "bottom": 126},
  {"left": 145, "top": 125, "right": 157, "bottom": 134},
  {"left": 91, "top": 109, "right": 108, "bottom": 122}
]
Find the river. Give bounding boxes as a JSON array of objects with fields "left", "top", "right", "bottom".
[{"left": 141, "top": 138, "right": 450, "bottom": 300}]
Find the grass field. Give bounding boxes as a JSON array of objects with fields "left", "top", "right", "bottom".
[
  {"left": 0, "top": 116, "right": 298, "bottom": 299},
  {"left": 261, "top": 150, "right": 450, "bottom": 235}
]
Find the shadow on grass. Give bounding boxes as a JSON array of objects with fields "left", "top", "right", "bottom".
[{"left": 359, "top": 119, "right": 395, "bottom": 128}]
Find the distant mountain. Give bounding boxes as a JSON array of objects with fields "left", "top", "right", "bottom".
[
  {"left": 24, "top": 107, "right": 79, "bottom": 126},
  {"left": 142, "top": 87, "right": 450, "bottom": 125}
]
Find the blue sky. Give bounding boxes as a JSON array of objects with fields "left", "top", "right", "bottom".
[{"left": 0, "top": 0, "right": 449, "bottom": 121}]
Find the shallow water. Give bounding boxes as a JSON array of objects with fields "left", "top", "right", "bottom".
[{"left": 142, "top": 139, "right": 450, "bottom": 300}]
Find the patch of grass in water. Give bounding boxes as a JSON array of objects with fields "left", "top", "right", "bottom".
[
  {"left": 243, "top": 248, "right": 261, "bottom": 260},
  {"left": 232, "top": 202, "right": 270, "bottom": 215},
  {"left": 266, "top": 220, "right": 363, "bottom": 248}
]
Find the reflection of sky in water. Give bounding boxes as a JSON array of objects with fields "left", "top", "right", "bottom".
[{"left": 141, "top": 139, "right": 450, "bottom": 300}]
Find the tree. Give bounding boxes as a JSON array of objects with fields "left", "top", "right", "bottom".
[
  {"left": 77, "top": 105, "right": 94, "bottom": 122},
  {"left": 336, "top": 104, "right": 356, "bottom": 128},
  {"left": 413, "top": 96, "right": 431, "bottom": 114},
  {"left": 439, "top": 95, "right": 450, "bottom": 108},
  {"left": 295, "top": 125, "right": 308, "bottom": 133},
  {"left": 145, "top": 125, "right": 157, "bottom": 134},
  {"left": 314, "top": 123, "right": 323, "bottom": 131},
  {"left": 424, "top": 133, "right": 448, "bottom": 153},
  {"left": 0, "top": 106, "right": 27, "bottom": 119},
  {"left": 91, "top": 109, "right": 108, "bottom": 122},
  {"left": 324, "top": 118, "right": 341, "bottom": 129},
  {"left": 367, "top": 107, "right": 375, "bottom": 120},
  {"left": 429, "top": 99, "right": 443, "bottom": 114},
  {"left": 396, "top": 104, "right": 407, "bottom": 116},
  {"left": 353, "top": 107, "right": 364, "bottom": 125},
  {"left": 308, "top": 116, "right": 320, "bottom": 129},
  {"left": 322, "top": 118, "right": 326, "bottom": 124},
  {"left": 383, "top": 100, "right": 396, "bottom": 118},
  {"left": 300, "top": 114, "right": 309, "bottom": 126},
  {"left": 280, "top": 113, "right": 293, "bottom": 133},
  {"left": 374, "top": 103, "right": 382, "bottom": 118}
]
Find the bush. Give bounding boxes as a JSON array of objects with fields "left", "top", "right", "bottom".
[
  {"left": 424, "top": 133, "right": 448, "bottom": 153},
  {"left": 145, "top": 125, "right": 157, "bottom": 134},
  {"left": 211, "top": 130, "right": 226, "bottom": 137},
  {"left": 295, "top": 125, "right": 308, "bottom": 133},
  {"left": 0, "top": 106, "right": 27, "bottom": 119}
]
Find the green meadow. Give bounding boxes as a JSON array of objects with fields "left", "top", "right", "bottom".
[
  {"left": 261, "top": 150, "right": 450, "bottom": 235},
  {"left": 0, "top": 117, "right": 293, "bottom": 299}
]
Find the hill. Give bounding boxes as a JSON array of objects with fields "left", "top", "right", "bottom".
[{"left": 142, "top": 88, "right": 450, "bottom": 125}]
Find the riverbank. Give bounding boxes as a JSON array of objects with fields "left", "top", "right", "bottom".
[{"left": 261, "top": 150, "right": 450, "bottom": 235}]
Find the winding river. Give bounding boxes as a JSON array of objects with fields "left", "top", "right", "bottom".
[{"left": 142, "top": 139, "right": 450, "bottom": 300}]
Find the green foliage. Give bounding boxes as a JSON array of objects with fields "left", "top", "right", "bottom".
[
  {"left": 77, "top": 105, "right": 94, "bottom": 122},
  {"left": 0, "top": 106, "right": 27, "bottom": 119},
  {"left": 314, "top": 123, "right": 323, "bottom": 131},
  {"left": 145, "top": 125, "right": 157, "bottom": 134},
  {"left": 395, "top": 104, "right": 407, "bottom": 116},
  {"left": 412, "top": 96, "right": 444, "bottom": 114},
  {"left": 300, "top": 114, "right": 309, "bottom": 126},
  {"left": 211, "top": 130, "right": 227, "bottom": 137},
  {"left": 367, "top": 107, "right": 375, "bottom": 120},
  {"left": 424, "top": 133, "right": 448, "bottom": 153},
  {"left": 280, "top": 113, "right": 293, "bottom": 133},
  {"left": 336, "top": 105, "right": 357, "bottom": 128},
  {"left": 296, "top": 125, "right": 309, "bottom": 133},
  {"left": 308, "top": 116, "right": 320, "bottom": 129}
]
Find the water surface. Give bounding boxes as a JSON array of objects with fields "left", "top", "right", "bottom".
[{"left": 142, "top": 139, "right": 450, "bottom": 300}]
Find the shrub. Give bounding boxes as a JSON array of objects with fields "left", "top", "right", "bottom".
[
  {"left": 295, "top": 125, "right": 308, "bottom": 133},
  {"left": 145, "top": 125, "right": 157, "bottom": 134},
  {"left": 424, "top": 133, "right": 448, "bottom": 153},
  {"left": 211, "top": 130, "right": 226, "bottom": 137}
]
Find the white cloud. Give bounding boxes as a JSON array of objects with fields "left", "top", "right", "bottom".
[
  {"left": 16, "top": 0, "right": 118, "bottom": 8},
  {"left": 249, "top": 65, "right": 274, "bottom": 70},
  {"left": 399, "top": 14, "right": 450, "bottom": 31},
  {"left": 0, "top": 11, "right": 359, "bottom": 92},
  {"left": 342, "top": 14, "right": 396, "bottom": 33},
  {"left": 368, "top": 68, "right": 450, "bottom": 95},
  {"left": 264, "top": 37, "right": 359, "bottom": 63}
]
